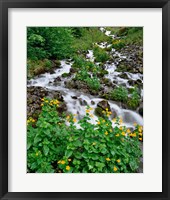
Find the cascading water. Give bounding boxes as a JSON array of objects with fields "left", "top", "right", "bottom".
[{"left": 28, "top": 62, "right": 143, "bottom": 129}]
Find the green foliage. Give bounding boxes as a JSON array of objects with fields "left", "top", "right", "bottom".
[
  {"left": 86, "top": 77, "right": 101, "bottom": 91},
  {"left": 27, "top": 99, "right": 68, "bottom": 173},
  {"left": 58, "top": 112, "right": 142, "bottom": 173},
  {"left": 128, "top": 87, "right": 140, "bottom": 109},
  {"left": 93, "top": 46, "right": 110, "bottom": 62},
  {"left": 27, "top": 100, "right": 143, "bottom": 173},
  {"left": 72, "top": 27, "right": 111, "bottom": 52},
  {"left": 110, "top": 86, "right": 128, "bottom": 103},
  {"left": 112, "top": 40, "right": 125, "bottom": 50},
  {"left": 27, "top": 27, "right": 74, "bottom": 60}
]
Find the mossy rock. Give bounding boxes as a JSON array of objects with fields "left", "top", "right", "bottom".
[
  {"left": 62, "top": 73, "right": 70, "bottom": 78},
  {"left": 54, "top": 60, "right": 61, "bottom": 67}
]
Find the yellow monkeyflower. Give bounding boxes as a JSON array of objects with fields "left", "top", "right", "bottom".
[
  {"left": 89, "top": 107, "right": 93, "bottom": 110},
  {"left": 106, "top": 158, "right": 111, "bottom": 161},
  {"left": 121, "top": 132, "right": 126, "bottom": 136},
  {"left": 41, "top": 103, "right": 44, "bottom": 106},
  {"left": 106, "top": 124, "right": 109, "bottom": 126},
  {"left": 115, "top": 134, "right": 120, "bottom": 137},
  {"left": 134, "top": 122, "right": 137, "bottom": 126},
  {"left": 139, "top": 138, "right": 143, "bottom": 141},
  {"left": 138, "top": 127, "right": 143, "bottom": 133},
  {"left": 119, "top": 118, "right": 123, "bottom": 124},
  {"left": 73, "top": 118, "right": 77, "bottom": 123},
  {"left": 127, "top": 129, "right": 131, "bottom": 133},
  {"left": 102, "top": 120, "right": 106, "bottom": 123},
  {"left": 90, "top": 114, "right": 94, "bottom": 118},
  {"left": 58, "top": 160, "right": 61, "bottom": 164},
  {"left": 133, "top": 133, "right": 137, "bottom": 137},
  {"left": 102, "top": 110, "right": 105, "bottom": 113},
  {"left": 106, "top": 108, "right": 108, "bottom": 111},
  {"left": 97, "top": 121, "right": 100, "bottom": 125},
  {"left": 86, "top": 109, "right": 90, "bottom": 113},
  {"left": 112, "top": 118, "right": 116, "bottom": 122},
  {"left": 61, "top": 160, "right": 65, "bottom": 165},
  {"left": 139, "top": 133, "right": 143, "bottom": 136},
  {"left": 104, "top": 131, "right": 108, "bottom": 135},
  {"left": 68, "top": 159, "right": 71, "bottom": 162},
  {"left": 113, "top": 166, "right": 118, "bottom": 172},
  {"left": 117, "top": 159, "right": 121, "bottom": 163},
  {"left": 66, "top": 165, "right": 70, "bottom": 171},
  {"left": 66, "top": 115, "right": 70, "bottom": 120},
  {"left": 41, "top": 98, "right": 44, "bottom": 101},
  {"left": 45, "top": 100, "right": 49, "bottom": 103},
  {"left": 119, "top": 126, "right": 123, "bottom": 130},
  {"left": 32, "top": 119, "right": 35, "bottom": 123}
]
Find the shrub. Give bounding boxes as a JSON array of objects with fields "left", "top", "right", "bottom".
[
  {"left": 128, "top": 87, "right": 140, "bottom": 109},
  {"left": 110, "top": 86, "right": 128, "bottom": 103},
  {"left": 93, "top": 46, "right": 110, "bottom": 62}
]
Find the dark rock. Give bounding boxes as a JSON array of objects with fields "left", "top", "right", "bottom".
[
  {"left": 119, "top": 73, "right": 129, "bottom": 79},
  {"left": 79, "top": 98, "right": 88, "bottom": 106},
  {"left": 97, "top": 100, "right": 111, "bottom": 111},
  {"left": 91, "top": 100, "right": 95, "bottom": 105},
  {"left": 71, "top": 96, "right": 78, "bottom": 99}
]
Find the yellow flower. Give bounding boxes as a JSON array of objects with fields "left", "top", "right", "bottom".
[
  {"left": 86, "top": 109, "right": 90, "bottom": 113},
  {"left": 50, "top": 103, "right": 53, "bottom": 106},
  {"left": 41, "top": 98, "right": 44, "bottom": 101},
  {"left": 132, "top": 133, "right": 137, "bottom": 137},
  {"left": 89, "top": 107, "right": 93, "bottom": 110},
  {"left": 73, "top": 114, "right": 77, "bottom": 116},
  {"left": 127, "top": 129, "right": 131, "bottom": 133},
  {"left": 119, "top": 126, "right": 123, "bottom": 130},
  {"left": 121, "top": 132, "right": 126, "bottom": 136},
  {"left": 113, "top": 166, "right": 118, "bottom": 172},
  {"left": 109, "top": 129, "right": 112, "bottom": 132},
  {"left": 92, "top": 142, "right": 96, "bottom": 146},
  {"left": 45, "top": 100, "right": 48, "bottom": 103},
  {"left": 119, "top": 118, "right": 123, "bottom": 124},
  {"left": 112, "top": 118, "right": 116, "bottom": 122},
  {"left": 57, "top": 160, "right": 61, "bottom": 164},
  {"left": 139, "top": 133, "right": 143, "bottom": 136},
  {"left": 102, "top": 120, "right": 106, "bottom": 123},
  {"left": 97, "top": 121, "right": 100, "bottom": 125},
  {"left": 117, "top": 159, "right": 121, "bottom": 163},
  {"left": 115, "top": 134, "right": 120, "bottom": 137},
  {"left": 129, "top": 133, "right": 133, "bottom": 137},
  {"left": 32, "top": 119, "right": 35, "bottom": 123},
  {"left": 108, "top": 111, "right": 112, "bottom": 115},
  {"left": 104, "top": 131, "right": 108, "bottom": 135},
  {"left": 138, "top": 127, "right": 143, "bottom": 133},
  {"left": 41, "top": 103, "right": 44, "bottom": 106},
  {"left": 35, "top": 152, "right": 39, "bottom": 156},
  {"left": 73, "top": 118, "right": 77, "bottom": 123},
  {"left": 139, "top": 138, "right": 142, "bottom": 141},
  {"left": 90, "top": 114, "right": 94, "bottom": 118},
  {"left": 68, "top": 159, "right": 71, "bottom": 162},
  {"left": 102, "top": 110, "right": 105, "bottom": 113},
  {"left": 66, "top": 165, "right": 70, "bottom": 171},
  {"left": 106, "top": 124, "right": 109, "bottom": 126},
  {"left": 106, "top": 158, "right": 111, "bottom": 161},
  {"left": 61, "top": 160, "right": 65, "bottom": 165},
  {"left": 106, "top": 108, "right": 108, "bottom": 111},
  {"left": 66, "top": 115, "right": 70, "bottom": 120}
]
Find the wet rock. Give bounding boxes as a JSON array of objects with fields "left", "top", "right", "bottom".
[
  {"left": 119, "top": 73, "right": 129, "bottom": 79},
  {"left": 91, "top": 100, "right": 95, "bottom": 105},
  {"left": 71, "top": 96, "right": 77, "bottom": 99},
  {"left": 79, "top": 98, "right": 88, "bottom": 106},
  {"left": 97, "top": 100, "right": 111, "bottom": 111},
  {"left": 53, "top": 60, "right": 61, "bottom": 68}
]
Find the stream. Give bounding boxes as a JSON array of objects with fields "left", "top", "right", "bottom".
[{"left": 28, "top": 28, "right": 143, "bottom": 130}]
